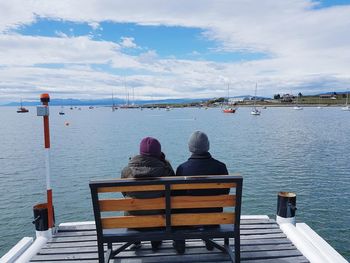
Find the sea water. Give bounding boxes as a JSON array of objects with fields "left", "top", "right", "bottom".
[{"left": 0, "top": 106, "right": 349, "bottom": 259}]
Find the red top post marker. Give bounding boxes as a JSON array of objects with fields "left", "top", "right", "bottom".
[
  {"left": 39, "top": 93, "right": 54, "bottom": 230},
  {"left": 40, "top": 93, "right": 50, "bottom": 149}
]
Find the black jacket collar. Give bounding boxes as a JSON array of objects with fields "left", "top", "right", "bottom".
[{"left": 189, "top": 152, "right": 212, "bottom": 159}]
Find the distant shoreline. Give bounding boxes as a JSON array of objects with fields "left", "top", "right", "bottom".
[
  {"left": 235, "top": 104, "right": 346, "bottom": 108},
  {"left": 2, "top": 104, "right": 348, "bottom": 108}
]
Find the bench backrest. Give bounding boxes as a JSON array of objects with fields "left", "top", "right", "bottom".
[{"left": 90, "top": 175, "right": 242, "bottom": 234}]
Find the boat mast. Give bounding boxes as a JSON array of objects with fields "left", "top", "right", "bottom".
[
  {"left": 253, "top": 83, "right": 257, "bottom": 110},
  {"left": 227, "top": 83, "right": 230, "bottom": 106},
  {"left": 346, "top": 92, "right": 349, "bottom": 106},
  {"left": 112, "top": 91, "right": 115, "bottom": 111}
]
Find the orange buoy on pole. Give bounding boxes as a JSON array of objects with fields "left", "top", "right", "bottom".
[{"left": 38, "top": 93, "right": 54, "bottom": 233}]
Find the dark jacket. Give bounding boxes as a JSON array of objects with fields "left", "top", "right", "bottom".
[
  {"left": 121, "top": 154, "right": 175, "bottom": 215},
  {"left": 175, "top": 152, "right": 229, "bottom": 213}
]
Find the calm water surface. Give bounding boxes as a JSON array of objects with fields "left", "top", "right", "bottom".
[{"left": 0, "top": 106, "right": 349, "bottom": 259}]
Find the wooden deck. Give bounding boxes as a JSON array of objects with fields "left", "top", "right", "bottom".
[{"left": 29, "top": 217, "right": 309, "bottom": 263}]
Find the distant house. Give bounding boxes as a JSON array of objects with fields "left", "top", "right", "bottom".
[
  {"left": 319, "top": 94, "right": 336, "bottom": 99},
  {"left": 228, "top": 98, "right": 243, "bottom": 103},
  {"left": 281, "top": 94, "right": 295, "bottom": 102}
]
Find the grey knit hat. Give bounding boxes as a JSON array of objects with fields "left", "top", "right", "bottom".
[{"left": 188, "top": 131, "right": 210, "bottom": 154}]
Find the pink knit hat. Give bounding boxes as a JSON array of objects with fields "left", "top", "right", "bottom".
[{"left": 140, "top": 137, "right": 161, "bottom": 158}]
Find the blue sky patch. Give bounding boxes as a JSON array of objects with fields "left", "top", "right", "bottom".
[
  {"left": 14, "top": 18, "right": 269, "bottom": 63},
  {"left": 311, "top": 0, "right": 350, "bottom": 8}
]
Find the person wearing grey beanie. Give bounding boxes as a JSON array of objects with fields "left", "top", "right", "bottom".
[
  {"left": 188, "top": 131, "right": 210, "bottom": 154},
  {"left": 173, "top": 131, "right": 229, "bottom": 254}
]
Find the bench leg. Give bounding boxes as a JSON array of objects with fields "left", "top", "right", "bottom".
[
  {"left": 224, "top": 238, "right": 236, "bottom": 263},
  {"left": 234, "top": 235, "right": 240, "bottom": 263},
  {"left": 97, "top": 241, "right": 104, "bottom": 263},
  {"left": 105, "top": 247, "right": 112, "bottom": 263},
  {"left": 203, "top": 238, "right": 236, "bottom": 263},
  {"left": 102, "top": 242, "right": 133, "bottom": 263},
  {"left": 110, "top": 242, "right": 133, "bottom": 258},
  {"left": 203, "top": 239, "right": 225, "bottom": 253}
]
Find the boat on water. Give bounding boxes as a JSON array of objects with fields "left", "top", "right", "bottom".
[
  {"left": 341, "top": 91, "right": 350, "bottom": 111},
  {"left": 111, "top": 91, "right": 118, "bottom": 111},
  {"left": 17, "top": 107, "right": 29, "bottom": 113},
  {"left": 16, "top": 100, "right": 29, "bottom": 113},
  {"left": 293, "top": 95, "right": 303, "bottom": 110},
  {"left": 250, "top": 83, "right": 261, "bottom": 115},
  {"left": 223, "top": 83, "right": 236, "bottom": 113},
  {"left": 251, "top": 108, "right": 260, "bottom": 115},
  {"left": 223, "top": 107, "right": 236, "bottom": 113},
  {"left": 59, "top": 106, "right": 65, "bottom": 115}
]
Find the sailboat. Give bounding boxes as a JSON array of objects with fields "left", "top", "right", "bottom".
[
  {"left": 88, "top": 101, "right": 94, "bottom": 109},
  {"left": 317, "top": 96, "right": 322, "bottom": 109},
  {"left": 251, "top": 83, "right": 261, "bottom": 115},
  {"left": 59, "top": 106, "right": 65, "bottom": 115},
  {"left": 293, "top": 94, "right": 303, "bottom": 110},
  {"left": 112, "top": 92, "right": 118, "bottom": 111},
  {"left": 223, "top": 83, "right": 236, "bottom": 113},
  {"left": 341, "top": 92, "right": 350, "bottom": 111},
  {"left": 16, "top": 99, "right": 29, "bottom": 113}
]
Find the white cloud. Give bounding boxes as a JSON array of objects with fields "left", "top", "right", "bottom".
[
  {"left": 88, "top": 21, "right": 100, "bottom": 30},
  {"left": 0, "top": 34, "right": 122, "bottom": 66},
  {"left": 0, "top": 0, "right": 350, "bottom": 101},
  {"left": 55, "top": 31, "right": 68, "bottom": 38},
  {"left": 120, "top": 37, "right": 137, "bottom": 48}
]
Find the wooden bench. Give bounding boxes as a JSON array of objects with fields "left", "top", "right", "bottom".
[{"left": 90, "top": 175, "right": 243, "bottom": 263}]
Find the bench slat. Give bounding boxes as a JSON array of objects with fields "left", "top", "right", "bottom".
[
  {"left": 99, "top": 195, "right": 236, "bottom": 212},
  {"left": 172, "top": 212, "right": 235, "bottom": 226},
  {"left": 171, "top": 182, "right": 235, "bottom": 190},
  {"left": 98, "top": 183, "right": 235, "bottom": 193},
  {"left": 102, "top": 215, "right": 165, "bottom": 228},
  {"left": 101, "top": 212, "right": 235, "bottom": 229},
  {"left": 98, "top": 185, "right": 165, "bottom": 193}
]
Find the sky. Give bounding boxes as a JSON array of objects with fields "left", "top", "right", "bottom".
[{"left": 0, "top": 0, "right": 350, "bottom": 103}]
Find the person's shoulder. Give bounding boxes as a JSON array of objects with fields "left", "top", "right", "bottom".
[
  {"left": 175, "top": 160, "right": 189, "bottom": 175},
  {"left": 177, "top": 159, "right": 191, "bottom": 169},
  {"left": 210, "top": 157, "right": 227, "bottom": 168}
]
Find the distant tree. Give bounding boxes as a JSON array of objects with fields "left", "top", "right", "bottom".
[
  {"left": 298, "top": 92, "right": 303, "bottom": 97},
  {"left": 274, "top": 94, "right": 281, "bottom": 100},
  {"left": 333, "top": 92, "right": 337, "bottom": 95},
  {"left": 342, "top": 94, "right": 346, "bottom": 98},
  {"left": 216, "top": 97, "right": 225, "bottom": 103}
]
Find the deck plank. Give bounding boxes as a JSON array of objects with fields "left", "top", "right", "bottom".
[
  {"left": 54, "top": 227, "right": 283, "bottom": 238},
  {"left": 30, "top": 218, "right": 309, "bottom": 262},
  {"left": 39, "top": 242, "right": 296, "bottom": 254},
  {"left": 56, "top": 219, "right": 278, "bottom": 232}
]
